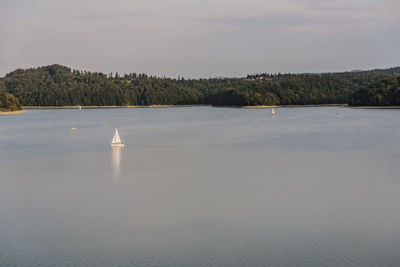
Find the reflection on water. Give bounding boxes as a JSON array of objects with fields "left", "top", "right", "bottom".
[{"left": 112, "top": 146, "right": 121, "bottom": 177}]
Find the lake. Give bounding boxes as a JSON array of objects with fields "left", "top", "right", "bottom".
[{"left": 1, "top": 107, "right": 400, "bottom": 266}]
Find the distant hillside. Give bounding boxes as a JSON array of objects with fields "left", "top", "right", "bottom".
[{"left": 1, "top": 64, "right": 399, "bottom": 106}]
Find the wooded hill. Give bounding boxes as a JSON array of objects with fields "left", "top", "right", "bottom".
[{"left": 0, "top": 64, "right": 399, "bottom": 106}]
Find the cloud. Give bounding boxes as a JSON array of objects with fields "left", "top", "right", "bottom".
[
  {"left": 0, "top": 0, "right": 399, "bottom": 77},
  {"left": 65, "top": 12, "right": 156, "bottom": 22},
  {"left": 197, "top": 12, "right": 358, "bottom": 30}
]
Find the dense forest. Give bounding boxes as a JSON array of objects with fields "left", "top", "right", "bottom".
[
  {"left": 349, "top": 77, "right": 400, "bottom": 106},
  {"left": 0, "top": 64, "right": 399, "bottom": 107},
  {"left": 0, "top": 93, "right": 22, "bottom": 112}
]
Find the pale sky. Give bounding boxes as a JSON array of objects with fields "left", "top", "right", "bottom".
[{"left": 1, "top": 0, "right": 399, "bottom": 78}]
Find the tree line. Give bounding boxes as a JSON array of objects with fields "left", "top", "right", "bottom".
[
  {"left": 0, "top": 93, "right": 22, "bottom": 111},
  {"left": 0, "top": 64, "right": 399, "bottom": 107},
  {"left": 349, "top": 76, "right": 400, "bottom": 106}
]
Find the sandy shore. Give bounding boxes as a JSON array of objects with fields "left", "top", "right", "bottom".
[
  {"left": 23, "top": 105, "right": 178, "bottom": 109},
  {"left": 242, "top": 105, "right": 280, "bottom": 108},
  {"left": 282, "top": 104, "right": 348, "bottom": 107},
  {"left": 0, "top": 110, "right": 26, "bottom": 114},
  {"left": 242, "top": 104, "right": 349, "bottom": 108},
  {"left": 22, "top": 104, "right": 400, "bottom": 110},
  {"left": 350, "top": 106, "right": 400, "bottom": 109}
]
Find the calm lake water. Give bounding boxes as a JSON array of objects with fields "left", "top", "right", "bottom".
[{"left": 1, "top": 107, "right": 400, "bottom": 266}]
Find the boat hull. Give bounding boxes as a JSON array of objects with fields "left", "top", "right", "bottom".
[{"left": 111, "top": 143, "right": 125, "bottom": 147}]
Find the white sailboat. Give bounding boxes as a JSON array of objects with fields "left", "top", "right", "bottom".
[
  {"left": 111, "top": 128, "right": 125, "bottom": 147},
  {"left": 271, "top": 108, "right": 275, "bottom": 115}
]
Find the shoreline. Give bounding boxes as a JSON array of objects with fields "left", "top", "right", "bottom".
[
  {"left": 242, "top": 105, "right": 280, "bottom": 109},
  {"left": 0, "top": 110, "right": 26, "bottom": 114},
  {"left": 281, "top": 104, "right": 347, "bottom": 108},
  {"left": 23, "top": 104, "right": 346, "bottom": 109},
  {"left": 21, "top": 104, "right": 400, "bottom": 110},
  {"left": 350, "top": 106, "right": 400, "bottom": 109},
  {"left": 23, "top": 105, "right": 180, "bottom": 109}
]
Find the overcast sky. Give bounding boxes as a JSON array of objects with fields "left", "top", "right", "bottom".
[{"left": 1, "top": 0, "right": 399, "bottom": 78}]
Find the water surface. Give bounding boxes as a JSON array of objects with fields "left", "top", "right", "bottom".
[{"left": 1, "top": 107, "right": 400, "bottom": 266}]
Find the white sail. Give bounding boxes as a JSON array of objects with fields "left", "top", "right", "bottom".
[
  {"left": 271, "top": 108, "right": 275, "bottom": 115},
  {"left": 111, "top": 128, "right": 124, "bottom": 146}
]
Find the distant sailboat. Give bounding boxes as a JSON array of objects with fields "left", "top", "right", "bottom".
[
  {"left": 271, "top": 108, "right": 275, "bottom": 115},
  {"left": 111, "top": 128, "right": 125, "bottom": 147}
]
